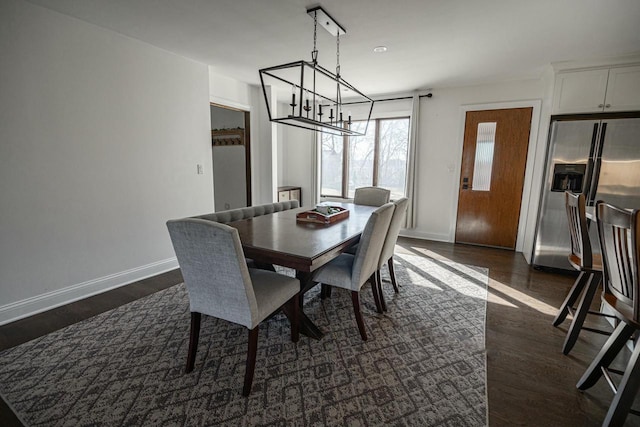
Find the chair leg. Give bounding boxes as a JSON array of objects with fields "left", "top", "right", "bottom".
[
  {"left": 290, "top": 294, "right": 299, "bottom": 343},
  {"left": 602, "top": 337, "right": 640, "bottom": 427},
  {"left": 369, "top": 274, "right": 384, "bottom": 314},
  {"left": 376, "top": 270, "right": 387, "bottom": 312},
  {"left": 578, "top": 322, "right": 635, "bottom": 390},
  {"left": 553, "top": 271, "right": 590, "bottom": 327},
  {"left": 351, "top": 291, "right": 368, "bottom": 341},
  {"left": 185, "top": 312, "right": 201, "bottom": 373},
  {"left": 243, "top": 326, "right": 259, "bottom": 397},
  {"left": 320, "top": 283, "right": 332, "bottom": 299},
  {"left": 562, "top": 272, "right": 601, "bottom": 355},
  {"left": 388, "top": 257, "right": 399, "bottom": 293}
]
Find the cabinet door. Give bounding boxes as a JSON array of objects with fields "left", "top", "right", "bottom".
[
  {"left": 552, "top": 69, "right": 609, "bottom": 114},
  {"left": 278, "top": 190, "right": 290, "bottom": 201},
  {"left": 605, "top": 66, "right": 640, "bottom": 112},
  {"left": 290, "top": 189, "right": 301, "bottom": 203}
]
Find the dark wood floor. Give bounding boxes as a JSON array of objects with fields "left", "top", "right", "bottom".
[{"left": 1, "top": 238, "right": 638, "bottom": 426}]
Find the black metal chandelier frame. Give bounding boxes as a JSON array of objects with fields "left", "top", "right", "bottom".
[{"left": 258, "top": 6, "right": 374, "bottom": 137}]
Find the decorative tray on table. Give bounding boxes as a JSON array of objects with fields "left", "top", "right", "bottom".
[{"left": 296, "top": 206, "right": 349, "bottom": 224}]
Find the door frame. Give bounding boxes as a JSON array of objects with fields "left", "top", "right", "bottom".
[
  {"left": 450, "top": 100, "right": 542, "bottom": 252},
  {"left": 210, "top": 98, "right": 253, "bottom": 208}
]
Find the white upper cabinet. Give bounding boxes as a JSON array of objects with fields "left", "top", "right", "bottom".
[
  {"left": 552, "top": 65, "right": 640, "bottom": 114},
  {"left": 605, "top": 66, "right": 640, "bottom": 112}
]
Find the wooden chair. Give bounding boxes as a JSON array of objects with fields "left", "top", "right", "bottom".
[
  {"left": 353, "top": 186, "right": 391, "bottom": 207},
  {"left": 312, "top": 203, "right": 395, "bottom": 340},
  {"left": 375, "top": 197, "right": 409, "bottom": 312},
  {"left": 576, "top": 201, "right": 640, "bottom": 427},
  {"left": 166, "top": 218, "right": 299, "bottom": 396},
  {"left": 553, "top": 191, "right": 608, "bottom": 355}
]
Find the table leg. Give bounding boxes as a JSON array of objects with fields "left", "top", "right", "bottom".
[{"left": 296, "top": 271, "right": 324, "bottom": 340}]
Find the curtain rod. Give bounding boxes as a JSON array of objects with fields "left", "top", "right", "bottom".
[{"left": 342, "top": 93, "right": 432, "bottom": 106}]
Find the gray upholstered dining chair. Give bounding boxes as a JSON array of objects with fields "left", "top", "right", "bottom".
[
  {"left": 353, "top": 186, "right": 391, "bottom": 207},
  {"left": 312, "top": 202, "right": 395, "bottom": 340},
  {"left": 375, "top": 197, "right": 409, "bottom": 311},
  {"left": 166, "top": 218, "right": 300, "bottom": 396}
]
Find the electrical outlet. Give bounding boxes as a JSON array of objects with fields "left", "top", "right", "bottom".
[{"left": 196, "top": 164, "right": 203, "bottom": 175}]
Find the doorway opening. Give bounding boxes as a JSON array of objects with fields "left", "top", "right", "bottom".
[{"left": 210, "top": 103, "right": 252, "bottom": 211}]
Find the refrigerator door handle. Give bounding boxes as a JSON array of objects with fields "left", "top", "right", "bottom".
[
  {"left": 587, "top": 123, "right": 599, "bottom": 159},
  {"left": 583, "top": 123, "right": 599, "bottom": 199},
  {"left": 587, "top": 123, "right": 607, "bottom": 206},
  {"left": 588, "top": 158, "right": 602, "bottom": 206}
]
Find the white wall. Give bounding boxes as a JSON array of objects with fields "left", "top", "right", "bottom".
[
  {"left": 280, "top": 123, "right": 316, "bottom": 207},
  {"left": 0, "top": 0, "right": 212, "bottom": 324},
  {"left": 212, "top": 146, "right": 247, "bottom": 210}
]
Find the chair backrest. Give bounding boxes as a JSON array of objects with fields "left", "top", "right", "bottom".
[
  {"left": 166, "top": 218, "right": 258, "bottom": 328},
  {"left": 596, "top": 201, "right": 640, "bottom": 321},
  {"left": 352, "top": 203, "right": 395, "bottom": 288},
  {"left": 379, "top": 197, "right": 410, "bottom": 267},
  {"left": 565, "top": 191, "right": 593, "bottom": 268},
  {"left": 193, "top": 200, "right": 300, "bottom": 224},
  {"left": 353, "top": 186, "right": 391, "bottom": 207}
]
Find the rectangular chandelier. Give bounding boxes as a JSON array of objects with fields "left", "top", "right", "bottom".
[{"left": 258, "top": 6, "right": 374, "bottom": 137}]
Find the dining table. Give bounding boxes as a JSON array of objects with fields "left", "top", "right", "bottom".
[{"left": 227, "top": 201, "right": 378, "bottom": 339}]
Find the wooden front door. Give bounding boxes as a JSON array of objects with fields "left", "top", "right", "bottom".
[{"left": 455, "top": 108, "right": 533, "bottom": 249}]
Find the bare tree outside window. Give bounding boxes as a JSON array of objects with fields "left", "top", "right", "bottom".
[
  {"left": 320, "top": 117, "right": 409, "bottom": 200},
  {"left": 378, "top": 119, "right": 409, "bottom": 200},
  {"left": 347, "top": 121, "right": 376, "bottom": 198}
]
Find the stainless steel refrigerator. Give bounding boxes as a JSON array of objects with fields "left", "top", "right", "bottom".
[{"left": 532, "top": 113, "right": 640, "bottom": 270}]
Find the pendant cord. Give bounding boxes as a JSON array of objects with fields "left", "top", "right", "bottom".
[
  {"left": 336, "top": 32, "right": 340, "bottom": 77},
  {"left": 311, "top": 11, "right": 318, "bottom": 64},
  {"left": 336, "top": 32, "right": 342, "bottom": 122}
]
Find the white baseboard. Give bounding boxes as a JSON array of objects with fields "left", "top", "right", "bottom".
[
  {"left": 399, "top": 229, "right": 452, "bottom": 243},
  {"left": 0, "top": 258, "right": 179, "bottom": 326}
]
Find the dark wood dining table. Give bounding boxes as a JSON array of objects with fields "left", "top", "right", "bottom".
[{"left": 228, "top": 202, "right": 377, "bottom": 339}]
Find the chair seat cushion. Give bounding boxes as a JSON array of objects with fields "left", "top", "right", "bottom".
[
  {"left": 249, "top": 269, "right": 299, "bottom": 325},
  {"left": 313, "top": 254, "right": 355, "bottom": 290}
]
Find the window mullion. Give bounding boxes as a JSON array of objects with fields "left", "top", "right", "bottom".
[
  {"left": 372, "top": 119, "right": 380, "bottom": 187},
  {"left": 342, "top": 127, "right": 349, "bottom": 198}
]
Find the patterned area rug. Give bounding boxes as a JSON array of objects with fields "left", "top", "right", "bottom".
[{"left": 0, "top": 253, "right": 488, "bottom": 426}]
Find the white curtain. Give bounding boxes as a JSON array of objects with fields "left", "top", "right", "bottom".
[{"left": 404, "top": 93, "right": 420, "bottom": 228}]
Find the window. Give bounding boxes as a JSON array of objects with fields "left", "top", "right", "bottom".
[
  {"left": 321, "top": 117, "right": 410, "bottom": 200},
  {"left": 471, "top": 122, "right": 496, "bottom": 191}
]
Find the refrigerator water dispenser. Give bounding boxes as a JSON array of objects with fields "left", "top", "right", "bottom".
[{"left": 551, "top": 163, "right": 586, "bottom": 192}]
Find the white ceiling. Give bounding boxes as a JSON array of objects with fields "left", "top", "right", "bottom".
[{"left": 26, "top": 0, "right": 640, "bottom": 97}]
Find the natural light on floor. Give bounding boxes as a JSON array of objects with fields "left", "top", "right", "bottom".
[
  {"left": 489, "top": 279, "right": 558, "bottom": 315},
  {"left": 402, "top": 246, "right": 557, "bottom": 314}
]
